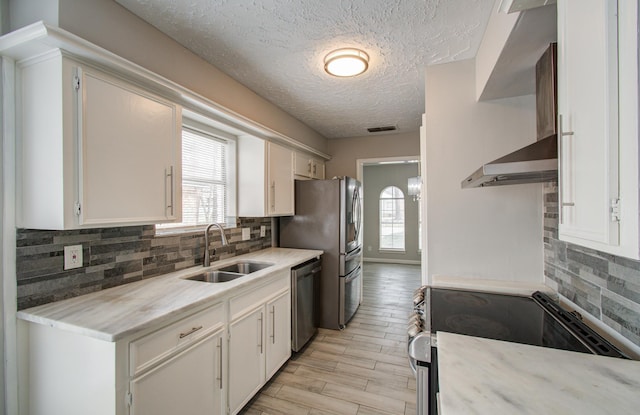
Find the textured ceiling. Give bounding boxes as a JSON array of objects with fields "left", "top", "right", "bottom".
[{"left": 116, "top": 0, "right": 495, "bottom": 139}]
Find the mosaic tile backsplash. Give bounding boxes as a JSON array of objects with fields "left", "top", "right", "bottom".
[
  {"left": 543, "top": 182, "right": 640, "bottom": 347},
  {"left": 16, "top": 217, "right": 271, "bottom": 310}
]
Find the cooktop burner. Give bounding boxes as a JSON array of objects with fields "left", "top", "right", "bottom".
[
  {"left": 441, "top": 291, "right": 490, "bottom": 307},
  {"left": 444, "top": 314, "right": 511, "bottom": 338}
]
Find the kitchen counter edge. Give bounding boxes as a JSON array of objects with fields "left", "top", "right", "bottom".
[
  {"left": 437, "top": 332, "right": 640, "bottom": 414},
  {"left": 16, "top": 247, "right": 323, "bottom": 342}
]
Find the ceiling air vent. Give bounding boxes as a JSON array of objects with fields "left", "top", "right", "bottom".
[{"left": 367, "top": 125, "right": 397, "bottom": 133}]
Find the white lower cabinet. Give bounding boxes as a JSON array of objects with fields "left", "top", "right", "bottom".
[
  {"left": 228, "top": 291, "right": 290, "bottom": 413},
  {"left": 229, "top": 307, "right": 266, "bottom": 413},
  {"left": 228, "top": 272, "right": 291, "bottom": 414},
  {"left": 21, "top": 270, "right": 292, "bottom": 415},
  {"left": 265, "top": 292, "right": 291, "bottom": 378},
  {"left": 129, "top": 330, "right": 224, "bottom": 415},
  {"left": 127, "top": 302, "right": 226, "bottom": 415}
]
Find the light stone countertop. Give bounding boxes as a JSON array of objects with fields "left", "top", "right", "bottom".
[
  {"left": 17, "top": 247, "right": 322, "bottom": 342},
  {"left": 437, "top": 332, "right": 640, "bottom": 415}
]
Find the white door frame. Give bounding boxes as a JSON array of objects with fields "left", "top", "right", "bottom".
[
  {"left": 2, "top": 55, "right": 19, "bottom": 415},
  {"left": 355, "top": 156, "right": 420, "bottom": 184},
  {"left": 356, "top": 155, "right": 421, "bottom": 262}
]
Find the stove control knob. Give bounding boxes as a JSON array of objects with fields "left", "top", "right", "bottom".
[
  {"left": 413, "top": 292, "right": 424, "bottom": 306},
  {"left": 408, "top": 325, "right": 420, "bottom": 338}
]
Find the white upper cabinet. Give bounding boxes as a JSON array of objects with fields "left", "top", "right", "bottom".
[
  {"left": 17, "top": 53, "right": 182, "bottom": 229},
  {"left": 294, "top": 151, "right": 325, "bottom": 180},
  {"left": 557, "top": 0, "right": 639, "bottom": 259},
  {"left": 237, "top": 136, "right": 294, "bottom": 217}
]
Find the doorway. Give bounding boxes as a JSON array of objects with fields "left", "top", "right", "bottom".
[{"left": 357, "top": 157, "right": 421, "bottom": 266}]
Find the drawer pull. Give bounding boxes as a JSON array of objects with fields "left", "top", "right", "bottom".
[
  {"left": 217, "top": 336, "right": 223, "bottom": 389},
  {"left": 270, "top": 305, "right": 276, "bottom": 344},
  {"left": 258, "top": 312, "right": 264, "bottom": 353},
  {"left": 166, "top": 166, "right": 175, "bottom": 215},
  {"left": 179, "top": 325, "right": 203, "bottom": 339}
]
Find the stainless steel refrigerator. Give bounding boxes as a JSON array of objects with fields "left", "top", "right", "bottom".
[{"left": 280, "top": 177, "right": 362, "bottom": 330}]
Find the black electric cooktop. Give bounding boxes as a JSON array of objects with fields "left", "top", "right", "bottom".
[{"left": 430, "top": 289, "right": 614, "bottom": 356}]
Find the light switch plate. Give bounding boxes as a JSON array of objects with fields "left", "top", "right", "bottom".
[
  {"left": 64, "top": 245, "right": 83, "bottom": 270},
  {"left": 242, "top": 227, "right": 251, "bottom": 241},
  {"left": 260, "top": 225, "right": 266, "bottom": 237}
]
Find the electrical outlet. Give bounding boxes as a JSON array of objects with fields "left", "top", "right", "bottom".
[
  {"left": 64, "top": 245, "right": 83, "bottom": 270},
  {"left": 260, "top": 225, "right": 266, "bottom": 237},
  {"left": 242, "top": 227, "right": 251, "bottom": 241}
]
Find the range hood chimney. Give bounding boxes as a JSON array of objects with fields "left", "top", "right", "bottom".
[{"left": 462, "top": 43, "right": 557, "bottom": 188}]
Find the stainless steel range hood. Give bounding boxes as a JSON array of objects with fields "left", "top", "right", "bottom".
[
  {"left": 462, "top": 43, "right": 558, "bottom": 189},
  {"left": 461, "top": 134, "right": 557, "bottom": 188}
]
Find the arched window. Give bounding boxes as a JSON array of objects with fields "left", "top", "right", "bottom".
[{"left": 379, "top": 186, "right": 405, "bottom": 251}]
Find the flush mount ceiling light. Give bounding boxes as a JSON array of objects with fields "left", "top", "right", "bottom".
[{"left": 324, "top": 48, "right": 369, "bottom": 77}]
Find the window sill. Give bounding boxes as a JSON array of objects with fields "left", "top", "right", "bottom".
[{"left": 378, "top": 249, "right": 406, "bottom": 254}]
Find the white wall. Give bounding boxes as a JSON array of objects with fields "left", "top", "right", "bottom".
[
  {"left": 425, "top": 58, "right": 543, "bottom": 283},
  {"left": 326, "top": 131, "right": 420, "bottom": 178}
]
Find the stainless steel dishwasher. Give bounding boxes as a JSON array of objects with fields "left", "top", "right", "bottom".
[{"left": 291, "top": 257, "right": 321, "bottom": 352}]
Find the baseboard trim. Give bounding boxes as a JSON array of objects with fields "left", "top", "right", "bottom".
[{"left": 363, "top": 257, "right": 421, "bottom": 265}]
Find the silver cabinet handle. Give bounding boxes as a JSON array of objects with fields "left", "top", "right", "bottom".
[
  {"left": 270, "top": 305, "right": 275, "bottom": 344},
  {"left": 166, "top": 166, "right": 174, "bottom": 216},
  {"left": 178, "top": 325, "right": 203, "bottom": 339},
  {"left": 270, "top": 181, "right": 276, "bottom": 212},
  {"left": 308, "top": 160, "right": 312, "bottom": 174},
  {"left": 313, "top": 162, "right": 317, "bottom": 176},
  {"left": 258, "top": 312, "right": 263, "bottom": 354},
  {"left": 216, "top": 336, "right": 223, "bottom": 389},
  {"left": 558, "top": 114, "right": 575, "bottom": 224}
]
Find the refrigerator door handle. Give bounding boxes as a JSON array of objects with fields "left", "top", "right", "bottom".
[
  {"left": 353, "top": 186, "right": 362, "bottom": 240},
  {"left": 344, "top": 264, "right": 361, "bottom": 283},
  {"left": 345, "top": 246, "right": 362, "bottom": 262}
]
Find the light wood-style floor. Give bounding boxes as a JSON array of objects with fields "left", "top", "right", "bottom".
[{"left": 240, "top": 262, "right": 422, "bottom": 415}]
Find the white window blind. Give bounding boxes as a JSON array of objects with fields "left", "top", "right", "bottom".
[{"left": 158, "top": 126, "right": 232, "bottom": 230}]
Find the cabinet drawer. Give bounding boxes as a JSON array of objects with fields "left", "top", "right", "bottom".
[
  {"left": 130, "top": 303, "right": 224, "bottom": 376},
  {"left": 230, "top": 272, "right": 289, "bottom": 320}
]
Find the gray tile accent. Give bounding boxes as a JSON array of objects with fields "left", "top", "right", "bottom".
[
  {"left": 543, "top": 183, "right": 640, "bottom": 347},
  {"left": 602, "top": 292, "right": 640, "bottom": 339},
  {"left": 16, "top": 218, "right": 272, "bottom": 310}
]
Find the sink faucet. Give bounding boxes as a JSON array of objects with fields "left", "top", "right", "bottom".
[{"left": 204, "top": 223, "right": 228, "bottom": 267}]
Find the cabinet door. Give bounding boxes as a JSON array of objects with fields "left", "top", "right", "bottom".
[
  {"left": 130, "top": 330, "right": 223, "bottom": 415},
  {"left": 294, "top": 152, "right": 313, "bottom": 178},
  {"left": 311, "top": 159, "right": 325, "bottom": 179},
  {"left": 229, "top": 307, "right": 265, "bottom": 414},
  {"left": 267, "top": 142, "right": 294, "bottom": 215},
  {"left": 557, "top": 0, "right": 619, "bottom": 246},
  {"left": 78, "top": 67, "right": 181, "bottom": 226},
  {"left": 265, "top": 291, "right": 291, "bottom": 378}
]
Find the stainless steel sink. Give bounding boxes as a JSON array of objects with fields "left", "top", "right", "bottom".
[
  {"left": 216, "top": 261, "right": 273, "bottom": 274},
  {"left": 184, "top": 261, "right": 273, "bottom": 283},
  {"left": 186, "top": 270, "right": 245, "bottom": 283}
]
